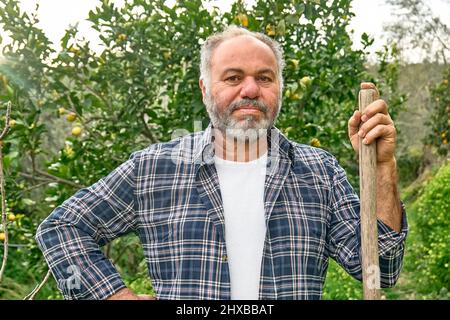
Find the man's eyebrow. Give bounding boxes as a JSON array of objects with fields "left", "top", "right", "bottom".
[
  {"left": 220, "top": 68, "right": 276, "bottom": 76},
  {"left": 257, "top": 68, "right": 276, "bottom": 76},
  {"left": 221, "top": 68, "right": 244, "bottom": 76}
]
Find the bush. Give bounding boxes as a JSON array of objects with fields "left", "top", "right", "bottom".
[
  {"left": 397, "top": 146, "right": 423, "bottom": 188},
  {"left": 323, "top": 260, "right": 362, "bottom": 300},
  {"left": 407, "top": 160, "right": 450, "bottom": 298},
  {"left": 426, "top": 67, "right": 450, "bottom": 157}
]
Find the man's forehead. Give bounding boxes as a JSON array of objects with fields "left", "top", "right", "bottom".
[{"left": 211, "top": 35, "right": 277, "bottom": 66}]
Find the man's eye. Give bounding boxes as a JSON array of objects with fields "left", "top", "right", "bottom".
[
  {"left": 225, "top": 76, "right": 241, "bottom": 83},
  {"left": 258, "top": 76, "right": 272, "bottom": 82}
]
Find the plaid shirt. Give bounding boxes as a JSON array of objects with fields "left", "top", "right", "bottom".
[{"left": 36, "top": 125, "right": 408, "bottom": 300}]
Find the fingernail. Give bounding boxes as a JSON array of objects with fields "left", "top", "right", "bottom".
[
  {"left": 363, "top": 138, "right": 368, "bottom": 144},
  {"left": 358, "top": 130, "right": 364, "bottom": 137},
  {"left": 361, "top": 115, "right": 368, "bottom": 122}
]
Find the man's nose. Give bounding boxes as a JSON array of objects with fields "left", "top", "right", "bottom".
[{"left": 240, "top": 77, "right": 260, "bottom": 99}]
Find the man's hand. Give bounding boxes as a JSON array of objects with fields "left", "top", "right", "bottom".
[
  {"left": 348, "top": 82, "right": 396, "bottom": 164},
  {"left": 347, "top": 82, "right": 402, "bottom": 232},
  {"left": 107, "top": 288, "right": 156, "bottom": 300}
]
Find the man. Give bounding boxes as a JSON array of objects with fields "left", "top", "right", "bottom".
[{"left": 36, "top": 26, "right": 407, "bottom": 300}]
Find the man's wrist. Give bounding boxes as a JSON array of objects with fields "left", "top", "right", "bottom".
[
  {"left": 106, "top": 287, "right": 138, "bottom": 300},
  {"left": 377, "top": 157, "right": 396, "bottom": 171},
  {"left": 377, "top": 157, "right": 398, "bottom": 183}
]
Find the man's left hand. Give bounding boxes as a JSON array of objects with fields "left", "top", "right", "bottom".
[{"left": 348, "top": 83, "right": 397, "bottom": 164}]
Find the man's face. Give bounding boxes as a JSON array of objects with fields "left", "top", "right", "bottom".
[{"left": 200, "top": 35, "right": 281, "bottom": 139}]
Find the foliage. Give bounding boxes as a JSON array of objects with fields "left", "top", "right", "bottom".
[
  {"left": 386, "top": 0, "right": 450, "bottom": 64},
  {"left": 323, "top": 260, "right": 362, "bottom": 300},
  {"left": 426, "top": 67, "right": 450, "bottom": 156},
  {"left": 407, "top": 160, "right": 450, "bottom": 297},
  {"left": 0, "top": 0, "right": 405, "bottom": 299}
]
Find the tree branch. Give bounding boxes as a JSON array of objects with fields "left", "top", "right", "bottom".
[
  {"left": 0, "top": 101, "right": 12, "bottom": 284},
  {"left": 34, "top": 169, "right": 86, "bottom": 189},
  {"left": 0, "top": 101, "right": 11, "bottom": 140},
  {"left": 140, "top": 112, "right": 158, "bottom": 144},
  {"left": 19, "top": 170, "right": 85, "bottom": 189},
  {"left": 24, "top": 269, "right": 52, "bottom": 300},
  {"left": 21, "top": 181, "right": 51, "bottom": 192}
]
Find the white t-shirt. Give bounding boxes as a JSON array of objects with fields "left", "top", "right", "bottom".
[{"left": 214, "top": 153, "right": 267, "bottom": 300}]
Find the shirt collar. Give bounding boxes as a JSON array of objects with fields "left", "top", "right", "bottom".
[{"left": 193, "top": 123, "right": 294, "bottom": 167}]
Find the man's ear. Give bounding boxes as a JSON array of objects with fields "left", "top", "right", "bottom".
[{"left": 199, "top": 78, "right": 207, "bottom": 104}]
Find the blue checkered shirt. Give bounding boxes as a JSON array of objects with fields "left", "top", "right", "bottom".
[{"left": 36, "top": 125, "right": 408, "bottom": 300}]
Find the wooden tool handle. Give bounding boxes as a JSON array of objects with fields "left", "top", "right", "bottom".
[{"left": 359, "top": 83, "right": 381, "bottom": 300}]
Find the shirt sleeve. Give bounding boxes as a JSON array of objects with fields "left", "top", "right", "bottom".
[
  {"left": 325, "top": 155, "right": 408, "bottom": 288},
  {"left": 35, "top": 152, "right": 139, "bottom": 300}
]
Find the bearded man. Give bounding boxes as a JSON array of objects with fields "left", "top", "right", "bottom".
[{"left": 36, "top": 26, "right": 407, "bottom": 300}]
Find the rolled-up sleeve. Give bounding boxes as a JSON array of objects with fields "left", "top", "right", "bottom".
[
  {"left": 376, "top": 205, "right": 408, "bottom": 287},
  {"left": 35, "top": 153, "right": 139, "bottom": 300}
]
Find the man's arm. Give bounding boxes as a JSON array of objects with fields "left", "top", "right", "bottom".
[
  {"left": 376, "top": 159, "right": 402, "bottom": 232},
  {"left": 107, "top": 288, "right": 155, "bottom": 300},
  {"left": 35, "top": 153, "right": 145, "bottom": 300},
  {"left": 326, "top": 154, "right": 408, "bottom": 287},
  {"left": 326, "top": 84, "right": 408, "bottom": 286},
  {"left": 348, "top": 82, "right": 404, "bottom": 232}
]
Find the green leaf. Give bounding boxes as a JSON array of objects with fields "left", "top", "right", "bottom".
[
  {"left": 22, "top": 198, "right": 36, "bottom": 206},
  {"left": 295, "top": 3, "right": 305, "bottom": 15},
  {"left": 286, "top": 14, "right": 299, "bottom": 25}
]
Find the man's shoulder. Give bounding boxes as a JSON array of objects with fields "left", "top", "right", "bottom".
[
  {"left": 129, "top": 131, "right": 203, "bottom": 163},
  {"left": 285, "top": 139, "right": 343, "bottom": 182},
  {"left": 289, "top": 140, "right": 337, "bottom": 166}
]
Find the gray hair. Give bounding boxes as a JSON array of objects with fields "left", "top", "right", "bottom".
[{"left": 199, "top": 25, "right": 285, "bottom": 93}]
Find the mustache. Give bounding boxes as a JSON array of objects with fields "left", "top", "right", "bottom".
[{"left": 227, "top": 99, "right": 269, "bottom": 115}]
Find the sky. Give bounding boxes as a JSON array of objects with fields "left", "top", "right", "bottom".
[{"left": 1, "top": 0, "right": 450, "bottom": 63}]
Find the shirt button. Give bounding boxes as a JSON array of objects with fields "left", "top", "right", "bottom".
[{"left": 222, "top": 255, "right": 228, "bottom": 262}]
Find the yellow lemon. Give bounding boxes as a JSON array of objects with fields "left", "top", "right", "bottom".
[
  {"left": 289, "top": 59, "right": 299, "bottom": 69},
  {"left": 72, "top": 126, "right": 82, "bottom": 137},
  {"left": 69, "top": 47, "right": 80, "bottom": 54},
  {"left": 266, "top": 24, "right": 276, "bottom": 36},
  {"left": 291, "top": 93, "right": 301, "bottom": 100},
  {"left": 66, "top": 112, "right": 77, "bottom": 122},
  {"left": 237, "top": 14, "right": 249, "bottom": 27},
  {"left": 300, "top": 76, "right": 312, "bottom": 87},
  {"left": 310, "top": 138, "right": 321, "bottom": 147}
]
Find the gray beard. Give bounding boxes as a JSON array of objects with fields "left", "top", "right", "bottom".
[{"left": 204, "top": 93, "right": 281, "bottom": 143}]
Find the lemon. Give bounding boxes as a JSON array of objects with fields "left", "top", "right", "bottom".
[
  {"left": 266, "top": 24, "right": 276, "bottom": 36},
  {"left": 237, "top": 14, "right": 248, "bottom": 27},
  {"left": 300, "top": 76, "right": 312, "bottom": 87},
  {"left": 72, "top": 126, "right": 82, "bottom": 137},
  {"left": 310, "top": 138, "right": 321, "bottom": 147},
  {"left": 66, "top": 112, "right": 77, "bottom": 122}
]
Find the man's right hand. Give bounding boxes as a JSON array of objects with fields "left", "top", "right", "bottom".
[{"left": 107, "top": 288, "right": 156, "bottom": 300}]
